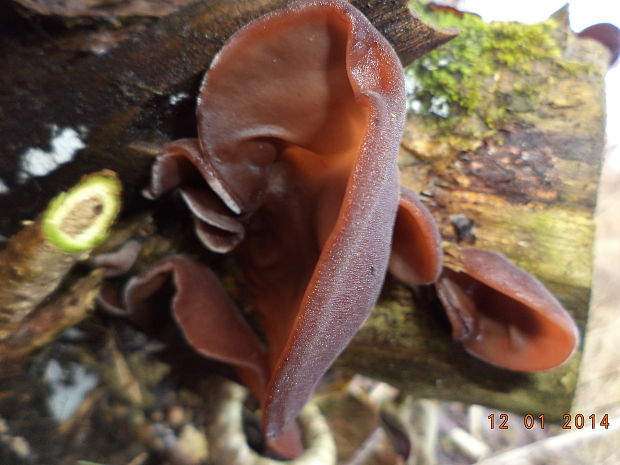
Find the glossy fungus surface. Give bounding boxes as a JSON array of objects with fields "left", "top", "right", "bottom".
[
  {"left": 436, "top": 248, "right": 579, "bottom": 372},
  {"left": 389, "top": 186, "right": 443, "bottom": 286}
]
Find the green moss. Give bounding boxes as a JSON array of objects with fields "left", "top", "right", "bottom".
[{"left": 405, "top": 3, "right": 593, "bottom": 148}]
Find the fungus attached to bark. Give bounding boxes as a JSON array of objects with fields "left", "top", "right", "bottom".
[
  {"left": 577, "top": 23, "right": 620, "bottom": 65},
  {"left": 435, "top": 248, "right": 579, "bottom": 372},
  {"left": 137, "top": 0, "right": 443, "bottom": 444},
  {"left": 122, "top": 255, "right": 269, "bottom": 401},
  {"left": 389, "top": 186, "right": 443, "bottom": 287}
]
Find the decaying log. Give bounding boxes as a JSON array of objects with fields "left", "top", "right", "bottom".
[
  {"left": 0, "top": 0, "right": 611, "bottom": 450},
  {"left": 337, "top": 6, "right": 610, "bottom": 421},
  {"left": 0, "top": 269, "right": 105, "bottom": 361}
]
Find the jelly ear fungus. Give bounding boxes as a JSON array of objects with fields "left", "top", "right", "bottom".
[
  {"left": 435, "top": 248, "right": 579, "bottom": 372},
  {"left": 389, "top": 186, "right": 443, "bottom": 287},
  {"left": 141, "top": 0, "right": 444, "bottom": 443}
]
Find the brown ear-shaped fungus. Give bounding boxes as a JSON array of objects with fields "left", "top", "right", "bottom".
[
  {"left": 123, "top": 255, "right": 269, "bottom": 401},
  {"left": 577, "top": 23, "right": 620, "bottom": 65},
  {"left": 199, "top": 0, "right": 406, "bottom": 439},
  {"left": 92, "top": 239, "right": 143, "bottom": 278},
  {"left": 389, "top": 186, "right": 442, "bottom": 286},
  {"left": 145, "top": 0, "right": 409, "bottom": 440},
  {"left": 435, "top": 248, "right": 579, "bottom": 372}
]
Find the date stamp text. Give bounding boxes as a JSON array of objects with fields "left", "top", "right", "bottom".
[{"left": 487, "top": 413, "right": 610, "bottom": 430}]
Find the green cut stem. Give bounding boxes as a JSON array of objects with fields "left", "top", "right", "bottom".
[{"left": 43, "top": 170, "right": 122, "bottom": 252}]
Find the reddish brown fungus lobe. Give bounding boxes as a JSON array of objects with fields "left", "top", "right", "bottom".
[
  {"left": 123, "top": 255, "right": 269, "bottom": 399},
  {"left": 436, "top": 248, "right": 579, "bottom": 372},
  {"left": 578, "top": 23, "right": 620, "bottom": 65},
  {"left": 389, "top": 186, "right": 443, "bottom": 286}
]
